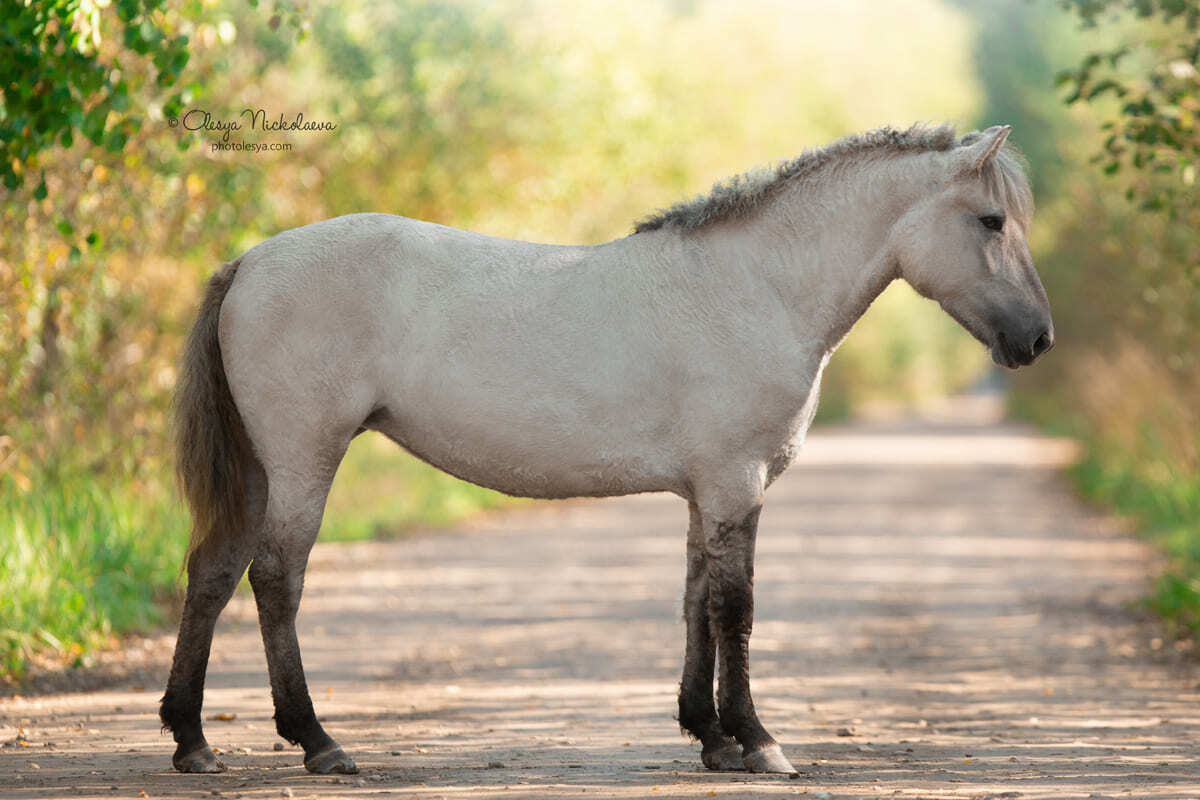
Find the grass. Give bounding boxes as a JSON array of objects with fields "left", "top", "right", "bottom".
[
  {"left": 0, "top": 438, "right": 521, "bottom": 684},
  {"left": 0, "top": 473, "right": 188, "bottom": 683},
  {"left": 1069, "top": 446, "right": 1200, "bottom": 635}
]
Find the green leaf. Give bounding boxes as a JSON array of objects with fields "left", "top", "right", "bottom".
[
  {"left": 109, "top": 81, "right": 130, "bottom": 112},
  {"left": 1086, "top": 79, "right": 1125, "bottom": 100},
  {"left": 56, "top": 219, "right": 75, "bottom": 237},
  {"left": 163, "top": 92, "right": 183, "bottom": 119},
  {"left": 103, "top": 127, "right": 128, "bottom": 152},
  {"left": 82, "top": 105, "right": 108, "bottom": 145},
  {"left": 33, "top": 174, "right": 47, "bottom": 201}
]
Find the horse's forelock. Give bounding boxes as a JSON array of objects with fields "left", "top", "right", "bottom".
[{"left": 981, "top": 146, "right": 1034, "bottom": 232}]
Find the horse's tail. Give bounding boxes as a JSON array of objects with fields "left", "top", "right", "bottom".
[{"left": 174, "top": 257, "right": 257, "bottom": 563}]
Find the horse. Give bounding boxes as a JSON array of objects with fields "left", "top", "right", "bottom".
[{"left": 160, "top": 123, "right": 1053, "bottom": 777}]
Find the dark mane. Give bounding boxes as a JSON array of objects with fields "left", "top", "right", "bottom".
[{"left": 633, "top": 123, "right": 961, "bottom": 234}]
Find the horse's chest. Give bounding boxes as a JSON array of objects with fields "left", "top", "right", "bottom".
[
  {"left": 765, "top": 423, "right": 810, "bottom": 485},
  {"left": 764, "top": 362, "right": 826, "bottom": 485}
]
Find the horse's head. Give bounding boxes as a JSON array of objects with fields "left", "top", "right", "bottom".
[{"left": 893, "top": 125, "right": 1053, "bottom": 368}]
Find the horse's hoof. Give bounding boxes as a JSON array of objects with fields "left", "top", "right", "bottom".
[
  {"left": 701, "top": 740, "right": 745, "bottom": 771},
  {"left": 173, "top": 744, "right": 225, "bottom": 773},
  {"left": 304, "top": 745, "right": 358, "bottom": 774},
  {"left": 742, "top": 743, "right": 797, "bottom": 775}
]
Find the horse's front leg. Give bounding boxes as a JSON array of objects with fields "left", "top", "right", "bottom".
[
  {"left": 678, "top": 502, "right": 743, "bottom": 770},
  {"left": 704, "top": 506, "right": 797, "bottom": 774}
]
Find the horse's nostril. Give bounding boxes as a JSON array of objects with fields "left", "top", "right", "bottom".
[{"left": 1032, "top": 330, "right": 1054, "bottom": 358}]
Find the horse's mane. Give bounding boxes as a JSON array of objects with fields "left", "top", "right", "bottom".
[{"left": 633, "top": 123, "right": 1030, "bottom": 234}]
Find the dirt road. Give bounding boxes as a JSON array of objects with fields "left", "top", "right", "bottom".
[{"left": 4, "top": 398, "right": 1200, "bottom": 799}]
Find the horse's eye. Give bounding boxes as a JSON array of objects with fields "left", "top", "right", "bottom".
[{"left": 979, "top": 214, "right": 1004, "bottom": 232}]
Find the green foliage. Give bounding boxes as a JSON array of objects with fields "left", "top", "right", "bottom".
[
  {"left": 0, "top": 0, "right": 189, "bottom": 193},
  {"left": 1057, "top": 0, "right": 1200, "bottom": 214},
  {"left": 0, "top": 472, "right": 187, "bottom": 682}
]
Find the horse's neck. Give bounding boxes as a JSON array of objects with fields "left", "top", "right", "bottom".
[{"left": 698, "top": 156, "right": 921, "bottom": 355}]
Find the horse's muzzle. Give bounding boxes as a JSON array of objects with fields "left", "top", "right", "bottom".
[{"left": 993, "top": 327, "right": 1054, "bottom": 369}]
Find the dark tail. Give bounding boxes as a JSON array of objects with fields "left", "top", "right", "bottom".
[{"left": 174, "top": 258, "right": 257, "bottom": 562}]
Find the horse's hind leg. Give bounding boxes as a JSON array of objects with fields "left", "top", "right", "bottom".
[
  {"left": 160, "top": 468, "right": 265, "bottom": 773},
  {"left": 678, "top": 502, "right": 743, "bottom": 770},
  {"left": 249, "top": 457, "right": 357, "bottom": 774}
]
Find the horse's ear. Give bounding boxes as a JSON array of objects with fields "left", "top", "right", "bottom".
[{"left": 957, "top": 125, "right": 1011, "bottom": 174}]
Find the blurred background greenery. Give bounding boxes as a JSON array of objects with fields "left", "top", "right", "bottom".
[{"left": 1, "top": 0, "right": 1197, "bottom": 681}]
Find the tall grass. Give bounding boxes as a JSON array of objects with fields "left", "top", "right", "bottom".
[{"left": 0, "top": 473, "right": 188, "bottom": 682}]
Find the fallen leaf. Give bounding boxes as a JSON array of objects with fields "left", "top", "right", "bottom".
[{"left": 208, "top": 712, "right": 237, "bottom": 722}]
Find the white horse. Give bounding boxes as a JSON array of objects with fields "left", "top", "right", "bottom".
[{"left": 162, "top": 123, "right": 1053, "bottom": 777}]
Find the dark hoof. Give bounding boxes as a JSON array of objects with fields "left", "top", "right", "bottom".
[
  {"left": 304, "top": 745, "right": 358, "bottom": 774},
  {"left": 742, "top": 743, "right": 797, "bottom": 775},
  {"left": 173, "top": 744, "right": 225, "bottom": 773},
  {"left": 701, "top": 740, "right": 745, "bottom": 771}
]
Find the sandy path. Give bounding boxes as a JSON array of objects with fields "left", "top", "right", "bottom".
[{"left": 4, "top": 398, "right": 1199, "bottom": 799}]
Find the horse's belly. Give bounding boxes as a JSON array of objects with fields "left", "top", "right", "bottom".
[{"left": 366, "top": 398, "right": 682, "bottom": 500}]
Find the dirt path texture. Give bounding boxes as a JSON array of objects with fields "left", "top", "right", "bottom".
[{"left": 3, "top": 395, "right": 1199, "bottom": 799}]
